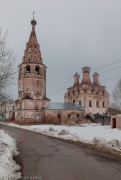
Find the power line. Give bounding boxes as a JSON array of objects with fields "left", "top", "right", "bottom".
[
  {"left": 47, "top": 59, "right": 121, "bottom": 85},
  {"left": 92, "top": 60, "right": 121, "bottom": 71},
  {"left": 47, "top": 74, "right": 121, "bottom": 94},
  {"left": 47, "top": 75, "right": 72, "bottom": 85},
  {"left": 99, "top": 65, "right": 121, "bottom": 74},
  {"left": 101, "top": 75, "right": 121, "bottom": 82},
  {"left": 48, "top": 65, "right": 121, "bottom": 87},
  {"left": 47, "top": 88, "right": 67, "bottom": 94}
]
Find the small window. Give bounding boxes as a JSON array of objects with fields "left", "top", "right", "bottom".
[
  {"left": 35, "top": 115, "right": 41, "bottom": 121},
  {"left": 35, "top": 66, "right": 40, "bottom": 74},
  {"left": 68, "top": 114, "right": 71, "bottom": 119},
  {"left": 77, "top": 114, "right": 80, "bottom": 118},
  {"left": 28, "top": 57, "right": 31, "bottom": 61},
  {"left": 97, "top": 101, "right": 99, "bottom": 108},
  {"left": 102, "top": 101, "right": 105, "bottom": 108},
  {"left": 13, "top": 106, "right": 15, "bottom": 111},
  {"left": 73, "top": 99, "right": 75, "bottom": 104},
  {"left": 26, "top": 66, "right": 30, "bottom": 73},
  {"left": 35, "top": 45, "right": 36, "bottom": 47},
  {"left": 89, "top": 100, "right": 92, "bottom": 107},
  {"left": 57, "top": 113, "right": 61, "bottom": 119},
  {"left": 79, "top": 100, "right": 81, "bottom": 106}
]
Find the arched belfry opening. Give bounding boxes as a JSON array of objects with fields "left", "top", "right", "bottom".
[
  {"left": 26, "top": 65, "right": 30, "bottom": 73},
  {"left": 35, "top": 66, "right": 40, "bottom": 74}
]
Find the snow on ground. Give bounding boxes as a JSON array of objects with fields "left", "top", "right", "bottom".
[
  {"left": 1, "top": 122, "right": 121, "bottom": 152},
  {"left": 0, "top": 129, "right": 21, "bottom": 180}
]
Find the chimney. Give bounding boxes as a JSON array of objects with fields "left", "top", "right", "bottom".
[
  {"left": 93, "top": 72, "right": 99, "bottom": 84},
  {"left": 82, "top": 67, "right": 91, "bottom": 83},
  {"left": 73, "top": 73, "right": 80, "bottom": 86}
]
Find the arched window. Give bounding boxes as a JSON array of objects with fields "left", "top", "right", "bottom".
[
  {"left": 102, "top": 101, "right": 105, "bottom": 108},
  {"left": 13, "top": 106, "right": 15, "bottom": 111},
  {"left": 97, "top": 101, "right": 99, "bottom": 108},
  {"left": 89, "top": 100, "right": 92, "bottom": 107},
  {"left": 57, "top": 113, "right": 61, "bottom": 120},
  {"left": 26, "top": 65, "right": 30, "bottom": 73},
  {"left": 68, "top": 114, "right": 71, "bottom": 119},
  {"left": 79, "top": 100, "right": 81, "bottom": 106},
  {"left": 35, "top": 66, "right": 40, "bottom": 74}
]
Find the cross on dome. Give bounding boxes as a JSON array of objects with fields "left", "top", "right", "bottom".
[{"left": 31, "top": 11, "right": 37, "bottom": 26}]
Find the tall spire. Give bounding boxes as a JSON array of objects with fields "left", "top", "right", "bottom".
[
  {"left": 23, "top": 14, "right": 43, "bottom": 64},
  {"left": 29, "top": 12, "right": 37, "bottom": 43}
]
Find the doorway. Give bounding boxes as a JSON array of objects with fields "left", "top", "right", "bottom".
[{"left": 112, "top": 118, "right": 116, "bottom": 128}]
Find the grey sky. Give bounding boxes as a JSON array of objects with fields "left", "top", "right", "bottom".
[{"left": 0, "top": 0, "right": 121, "bottom": 102}]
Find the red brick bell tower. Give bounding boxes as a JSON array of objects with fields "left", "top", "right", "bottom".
[{"left": 15, "top": 16, "right": 50, "bottom": 124}]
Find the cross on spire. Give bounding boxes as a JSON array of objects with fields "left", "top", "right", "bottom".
[
  {"left": 33, "top": 11, "right": 35, "bottom": 20},
  {"left": 31, "top": 11, "right": 37, "bottom": 26}
]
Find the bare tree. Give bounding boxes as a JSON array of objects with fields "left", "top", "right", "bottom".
[
  {"left": 0, "top": 29, "right": 16, "bottom": 104},
  {"left": 112, "top": 79, "right": 121, "bottom": 111}
]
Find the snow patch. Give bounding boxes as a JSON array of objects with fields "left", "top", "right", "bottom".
[
  {"left": 1, "top": 122, "right": 121, "bottom": 152},
  {"left": 108, "top": 139, "right": 121, "bottom": 150},
  {"left": 93, "top": 137, "right": 107, "bottom": 148},
  {"left": 58, "top": 129, "right": 70, "bottom": 136},
  {"left": 0, "top": 129, "right": 21, "bottom": 180},
  {"left": 49, "top": 127, "right": 57, "bottom": 132}
]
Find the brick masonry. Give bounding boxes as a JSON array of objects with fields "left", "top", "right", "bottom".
[{"left": 64, "top": 67, "right": 110, "bottom": 114}]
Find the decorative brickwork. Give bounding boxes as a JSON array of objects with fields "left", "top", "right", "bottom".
[
  {"left": 15, "top": 17, "right": 50, "bottom": 124},
  {"left": 64, "top": 67, "right": 110, "bottom": 114}
]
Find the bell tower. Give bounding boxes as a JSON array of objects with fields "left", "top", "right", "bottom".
[{"left": 15, "top": 15, "right": 50, "bottom": 124}]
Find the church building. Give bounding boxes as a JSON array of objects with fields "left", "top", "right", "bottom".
[
  {"left": 64, "top": 67, "right": 110, "bottom": 114},
  {"left": 15, "top": 17, "right": 84, "bottom": 125},
  {"left": 15, "top": 17, "right": 50, "bottom": 124}
]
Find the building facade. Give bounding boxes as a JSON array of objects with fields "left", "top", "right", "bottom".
[
  {"left": 64, "top": 67, "right": 110, "bottom": 114},
  {"left": 44, "top": 102, "right": 85, "bottom": 124},
  {"left": 0, "top": 99, "right": 15, "bottom": 121}
]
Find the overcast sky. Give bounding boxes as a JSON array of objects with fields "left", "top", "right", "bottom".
[{"left": 0, "top": 0, "right": 121, "bottom": 102}]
